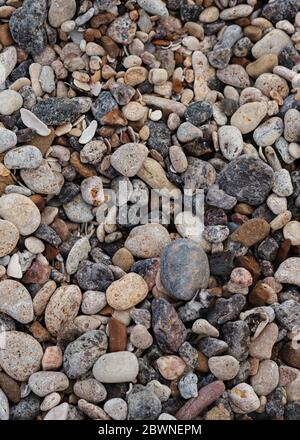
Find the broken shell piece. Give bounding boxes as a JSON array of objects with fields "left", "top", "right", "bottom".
[
  {"left": 79, "top": 120, "right": 98, "bottom": 144},
  {"left": 20, "top": 108, "right": 51, "bottom": 137},
  {"left": 240, "top": 306, "right": 275, "bottom": 340}
]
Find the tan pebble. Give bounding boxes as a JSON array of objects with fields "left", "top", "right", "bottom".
[
  {"left": 42, "top": 346, "right": 63, "bottom": 371},
  {"left": 106, "top": 273, "right": 148, "bottom": 311},
  {"left": 270, "top": 211, "right": 292, "bottom": 230},
  {"left": 169, "top": 145, "right": 188, "bottom": 173},
  {"left": 112, "top": 248, "right": 134, "bottom": 272},
  {"left": 156, "top": 356, "right": 186, "bottom": 380}
]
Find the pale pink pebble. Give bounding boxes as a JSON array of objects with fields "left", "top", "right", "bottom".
[
  {"left": 230, "top": 267, "right": 253, "bottom": 286},
  {"left": 42, "top": 346, "right": 63, "bottom": 371},
  {"left": 44, "top": 403, "right": 69, "bottom": 420}
]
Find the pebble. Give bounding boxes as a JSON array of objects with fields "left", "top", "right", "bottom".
[
  {"left": 249, "top": 323, "right": 279, "bottom": 360},
  {"left": 178, "top": 373, "right": 198, "bottom": 399},
  {"left": 24, "top": 237, "right": 45, "bottom": 254},
  {"left": 231, "top": 218, "right": 270, "bottom": 247},
  {"left": 137, "top": 0, "right": 169, "bottom": 19},
  {"left": 0, "top": 331, "right": 43, "bottom": 381},
  {"left": 10, "top": 395, "right": 40, "bottom": 420},
  {"left": 229, "top": 383, "right": 260, "bottom": 414},
  {"left": 0, "top": 389, "right": 9, "bottom": 420},
  {"left": 275, "top": 257, "right": 300, "bottom": 285},
  {"left": 160, "top": 239, "right": 210, "bottom": 301},
  {"left": 184, "top": 101, "right": 212, "bottom": 127},
  {"left": 274, "top": 299, "right": 300, "bottom": 331},
  {"left": 246, "top": 54, "right": 278, "bottom": 79},
  {"left": 218, "top": 156, "right": 274, "bottom": 205},
  {"left": 4, "top": 145, "right": 43, "bottom": 170},
  {"left": 192, "top": 319, "right": 219, "bottom": 338},
  {"left": 231, "top": 102, "right": 268, "bottom": 134},
  {"left": 76, "top": 260, "right": 113, "bottom": 291},
  {"left": 44, "top": 403, "right": 69, "bottom": 420},
  {"left": 110, "top": 143, "right": 148, "bottom": 177},
  {"left": 66, "top": 237, "right": 91, "bottom": 275},
  {"left": 42, "top": 346, "right": 62, "bottom": 371},
  {"left": 208, "top": 356, "right": 240, "bottom": 381},
  {"left": 147, "top": 380, "right": 171, "bottom": 402},
  {"left": 33, "top": 98, "right": 81, "bottom": 125},
  {"left": 253, "top": 117, "right": 283, "bottom": 147},
  {"left": 20, "top": 160, "right": 64, "bottom": 196},
  {"left": 40, "top": 393, "right": 61, "bottom": 412},
  {"left": 0, "top": 372, "right": 21, "bottom": 404},
  {"left": 273, "top": 169, "right": 293, "bottom": 197},
  {"left": 217, "top": 65, "right": 250, "bottom": 89},
  {"left": 48, "top": 0, "right": 76, "bottom": 28},
  {"left": 127, "top": 386, "right": 162, "bottom": 421},
  {"left": 0, "top": 46, "right": 17, "bottom": 86},
  {"left": 106, "top": 273, "right": 148, "bottom": 311},
  {"left": 63, "top": 330, "right": 107, "bottom": 379},
  {"left": 74, "top": 379, "right": 107, "bottom": 404},
  {"left": 130, "top": 325, "right": 153, "bottom": 349},
  {"left": 176, "top": 381, "right": 225, "bottom": 420},
  {"left": 44, "top": 284, "right": 82, "bottom": 336},
  {"left": 0, "top": 127, "right": 17, "bottom": 153},
  {"left": 81, "top": 290, "right": 106, "bottom": 315},
  {"left": 0, "top": 219, "right": 19, "bottom": 258},
  {"left": 9, "top": 0, "right": 48, "bottom": 54},
  {"left": 28, "top": 372, "right": 69, "bottom": 397},
  {"left": 250, "top": 360, "right": 279, "bottom": 396},
  {"left": 252, "top": 29, "right": 292, "bottom": 59},
  {"left": 125, "top": 224, "right": 170, "bottom": 258},
  {"left": 93, "top": 352, "right": 139, "bottom": 383},
  {"left": 63, "top": 195, "right": 94, "bottom": 223},
  {"left": 107, "top": 14, "right": 136, "bottom": 45},
  {"left": 218, "top": 126, "right": 243, "bottom": 160},
  {"left": 284, "top": 109, "right": 300, "bottom": 142},
  {"left": 0, "top": 90, "right": 22, "bottom": 115},
  {"left": 0, "top": 279, "right": 33, "bottom": 324},
  {"left": 104, "top": 398, "right": 127, "bottom": 420}
]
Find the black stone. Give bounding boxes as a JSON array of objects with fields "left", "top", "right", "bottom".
[
  {"left": 274, "top": 299, "right": 300, "bottom": 331},
  {"left": 197, "top": 337, "right": 228, "bottom": 358},
  {"left": 257, "top": 237, "right": 279, "bottom": 261},
  {"left": 34, "top": 224, "right": 62, "bottom": 248},
  {"left": 266, "top": 388, "right": 285, "bottom": 419},
  {"left": 91, "top": 91, "right": 118, "bottom": 124},
  {"left": 184, "top": 101, "right": 212, "bottom": 127},
  {"left": 32, "top": 98, "right": 81, "bottom": 125},
  {"left": 147, "top": 121, "right": 171, "bottom": 158},
  {"left": 9, "top": 0, "right": 47, "bottom": 55},
  {"left": 76, "top": 260, "right": 114, "bottom": 290},
  {"left": 127, "top": 386, "right": 162, "bottom": 420},
  {"left": 152, "top": 298, "right": 187, "bottom": 353},
  {"left": 221, "top": 320, "right": 250, "bottom": 362},
  {"left": 10, "top": 394, "right": 41, "bottom": 420},
  {"left": 9, "top": 60, "right": 31, "bottom": 82},
  {"left": 138, "top": 358, "right": 159, "bottom": 385},
  {"left": 262, "top": 0, "right": 299, "bottom": 24},
  {"left": 207, "top": 294, "right": 246, "bottom": 325},
  {"left": 285, "top": 403, "right": 300, "bottom": 420},
  {"left": 218, "top": 156, "right": 274, "bottom": 206}
]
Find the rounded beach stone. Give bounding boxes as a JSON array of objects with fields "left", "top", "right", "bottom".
[
  {"left": 0, "top": 90, "right": 23, "bottom": 115},
  {"left": 106, "top": 273, "right": 148, "bottom": 311},
  {"left": 130, "top": 324, "right": 153, "bottom": 349},
  {"left": 92, "top": 352, "right": 139, "bottom": 383},
  {"left": 160, "top": 238, "right": 210, "bottom": 301},
  {"left": 63, "top": 194, "right": 94, "bottom": 223},
  {"left": 45, "top": 284, "right": 82, "bottom": 336},
  {"left": 275, "top": 257, "right": 300, "bottom": 285},
  {"left": 230, "top": 102, "right": 268, "bottom": 134},
  {"left": 63, "top": 330, "right": 108, "bottom": 379},
  {"left": 0, "top": 127, "right": 17, "bottom": 153},
  {"left": 0, "top": 219, "right": 19, "bottom": 257},
  {"left": 230, "top": 218, "right": 270, "bottom": 246},
  {"left": 0, "top": 193, "right": 41, "bottom": 236},
  {"left": 249, "top": 323, "right": 279, "bottom": 360},
  {"left": 66, "top": 237, "right": 91, "bottom": 275},
  {"left": 229, "top": 383, "right": 260, "bottom": 414},
  {"left": 4, "top": 145, "right": 43, "bottom": 170},
  {"left": 0, "top": 389, "right": 9, "bottom": 420},
  {"left": 20, "top": 160, "right": 64, "bottom": 196},
  {"left": 40, "top": 393, "right": 61, "bottom": 412},
  {"left": 74, "top": 379, "right": 107, "bottom": 404},
  {"left": 250, "top": 360, "right": 279, "bottom": 396},
  {"left": 253, "top": 117, "right": 283, "bottom": 147},
  {"left": 81, "top": 176, "right": 105, "bottom": 206},
  {"left": 0, "top": 331, "right": 43, "bottom": 381},
  {"left": 28, "top": 372, "right": 69, "bottom": 397},
  {"left": 125, "top": 224, "right": 171, "bottom": 258},
  {"left": 104, "top": 398, "right": 127, "bottom": 420},
  {"left": 252, "top": 29, "right": 291, "bottom": 58},
  {"left": 81, "top": 290, "right": 106, "bottom": 315},
  {"left": 107, "top": 14, "right": 136, "bottom": 45},
  {"left": 110, "top": 143, "right": 148, "bottom": 177},
  {"left": 127, "top": 386, "right": 162, "bottom": 421},
  {"left": 208, "top": 356, "right": 240, "bottom": 381},
  {"left": 218, "top": 125, "right": 243, "bottom": 160},
  {"left": 48, "top": 0, "right": 76, "bottom": 28},
  {"left": 218, "top": 155, "right": 274, "bottom": 205},
  {"left": 0, "top": 279, "right": 33, "bottom": 324},
  {"left": 283, "top": 221, "right": 300, "bottom": 245}
]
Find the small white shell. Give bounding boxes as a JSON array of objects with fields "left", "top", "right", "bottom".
[
  {"left": 79, "top": 120, "right": 98, "bottom": 144},
  {"left": 20, "top": 108, "right": 51, "bottom": 137}
]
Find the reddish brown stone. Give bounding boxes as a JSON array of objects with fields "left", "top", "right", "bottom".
[
  {"left": 0, "top": 372, "right": 21, "bottom": 403},
  {"left": 231, "top": 218, "right": 270, "bottom": 246},
  {"left": 23, "top": 260, "right": 51, "bottom": 284},
  {"left": 30, "top": 194, "right": 46, "bottom": 212},
  {"left": 70, "top": 152, "right": 97, "bottom": 177},
  {"left": 108, "top": 318, "right": 127, "bottom": 352},
  {"left": 235, "top": 255, "right": 261, "bottom": 283},
  {"left": 249, "top": 281, "right": 277, "bottom": 306},
  {"left": 51, "top": 218, "right": 69, "bottom": 241},
  {"left": 281, "top": 342, "right": 300, "bottom": 369},
  {"left": 29, "top": 321, "right": 51, "bottom": 342},
  {"left": 175, "top": 381, "right": 225, "bottom": 420}
]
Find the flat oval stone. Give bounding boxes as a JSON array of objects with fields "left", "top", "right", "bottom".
[
  {"left": 208, "top": 355, "right": 240, "bottom": 381},
  {"left": 0, "top": 280, "right": 34, "bottom": 324},
  {"left": 110, "top": 143, "right": 148, "bottom": 177},
  {"left": 63, "top": 330, "right": 108, "bottom": 379},
  {"left": 218, "top": 156, "right": 274, "bottom": 205},
  {"left": 253, "top": 117, "right": 283, "bottom": 147},
  {"left": 0, "top": 194, "right": 41, "bottom": 236},
  {"left": 20, "top": 160, "right": 64, "bottom": 195},
  {"left": 106, "top": 273, "right": 148, "bottom": 311},
  {"left": 63, "top": 194, "right": 94, "bottom": 223},
  {"left": 93, "top": 352, "right": 139, "bottom": 383},
  {"left": 74, "top": 378, "right": 107, "bottom": 404},
  {"left": 28, "top": 372, "right": 69, "bottom": 397},
  {"left": 0, "top": 331, "right": 43, "bottom": 381},
  {"left": 231, "top": 218, "right": 270, "bottom": 246},
  {"left": 218, "top": 125, "right": 243, "bottom": 160},
  {"left": 4, "top": 145, "right": 43, "bottom": 170},
  {"left": 0, "top": 127, "right": 17, "bottom": 153},
  {"left": 275, "top": 257, "right": 300, "bottom": 285},
  {"left": 231, "top": 102, "right": 268, "bottom": 134},
  {"left": 45, "top": 284, "right": 82, "bottom": 336},
  {"left": 76, "top": 260, "right": 114, "bottom": 291},
  {"left": 125, "top": 224, "right": 171, "bottom": 258},
  {"left": 0, "top": 219, "right": 19, "bottom": 257},
  {"left": 160, "top": 238, "right": 210, "bottom": 301},
  {"left": 250, "top": 359, "right": 279, "bottom": 396},
  {"left": 66, "top": 237, "right": 91, "bottom": 275},
  {"left": 252, "top": 29, "right": 292, "bottom": 59}
]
